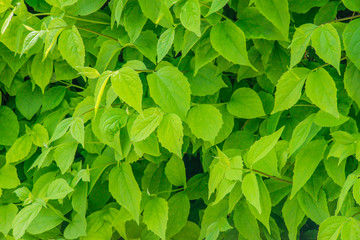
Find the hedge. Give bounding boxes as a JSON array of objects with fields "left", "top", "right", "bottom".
[{"left": 1, "top": 0, "right": 360, "bottom": 239}]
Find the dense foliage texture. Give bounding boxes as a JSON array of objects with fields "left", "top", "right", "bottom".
[{"left": 1, "top": 0, "right": 360, "bottom": 239}]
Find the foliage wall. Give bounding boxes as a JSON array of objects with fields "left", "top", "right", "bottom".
[{"left": 1, "top": 0, "right": 360, "bottom": 239}]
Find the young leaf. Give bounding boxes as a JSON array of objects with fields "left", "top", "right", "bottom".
[
  {"left": 31, "top": 124, "right": 49, "bottom": 147},
  {"left": 343, "top": 0, "right": 360, "bottom": 11},
  {"left": 247, "top": 126, "right": 284, "bottom": 166},
  {"left": 157, "top": 27, "right": 175, "bottom": 63},
  {"left": 290, "top": 140, "right": 327, "bottom": 198},
  {"left": 253, "top": 0, "right": 290, "bottom": 40},
  {"left": 305, "top": 68, "right": 339, "bottom": 118},
  {"left": 233, "top": 199, "right": 261, "bottom": 240},
  {"left": 109, "top": 164, "right": 142, "bottom": 223},
  {"left": 207, "top": 0, "right": 229, "bottom": 16},
  {"left": 166, "top": 192, "right": 190, "bottom": 238},
  {"left": 0, "top": 204, "right": 18, "bottom": 236},
  {"left": 273, "top": 68, "right": 310, "bottom": 113},
  {"left": 50, "top": 118, "right": 73, "bottom": 143},
  {"left": 157, "top": 113, "right": 183, "bottom": 157},
  {"left": 21, "top": 30, "right": 44, "bottom": 55},
  {"left": 0, "top": 106, "right": 19, "bottom": 146},
  {"left": 6, "top": 134, "right": 32, "bottom": 164},
  {"left": 143, "top": 197, "right": 168, "bottom": 239},
  {"left": 210, "top": 20, "right": 254, "bottom": 69},
  {"left": 12, "top": 202, "right": 42, "bottom": 239},
  {"left": 344, "top": 62, "right": 360, "bottom": 107},
  {"left": 130, "top": 107, "right": 163, "bottom": 142},
  {"left": 165, "top": 155, "right": 186, "bottom": 186},
  {"left": 290, "top": 24, "right": 317, "bottom": 68},
  {"left": 311, "top": 24, "right": 341, "bottom": 73},
  {"left": 317, "top": 216, "right": 347, "bottom": 240},
  {"left": 343, "top": 19, "right": 360, "bottom": 69},
  {"left": 187, "top": 105, "right": 223, "bottom": 142},
  {"left": 282, "top": 197, "right": 305, "bottom": 240},
  {"left": 54, "top": 142, "right": 78, "bottom": 174},
  {"left": 46, "top": 178, "right": 74, "bottom": 200},
  {"left": 70, "top": 117, "right": 85, "bottom": 147},
  {"left": 111, "top": 67, "right": 143, "bottom": 114},
  {"left": 227, "top": 88, "right": 265, "bottom": 119},
  {"left": 242, "top": 172, "right": 261, "bottom": 214},
  {"left": 0, "top": 164, "right": 20, "bottom": 189},
  {"left": 58, "top": 25, "right": 85, "bottom": 69},
  {"left": 180, "top": 0, "right": 201, "bottom": 37},
  {"left": 335, "top": 170, "right": 360, "bottom": 215},
  {"left": 297, "top": 189, "right": 330, "bottom": 225},
  {"left": 147, "top": 66, "right": 190, "bottom": 120}
]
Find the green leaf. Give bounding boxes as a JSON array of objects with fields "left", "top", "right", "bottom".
[
  {"left": 64, "top": 213, "right": 87, "bottom": 239},
  {"left": 0, "top": 204, "right": 18, "bottom": 236},
  {"left": 165, "top": 155, "right": 186, "bottom": 186},
  {"left": 187, "top": 63, "right": 227, "bottom": 96},
  {"left": 58, "top": 25, "right": 85, "bottom": 69},
  {"left": 210, "top": 20, "right": 253, "bottom": 68},
  {"left": 99, "top": 108, "right": 128, "bottom": 141},
  {"left": 130, "top": 107, "right": 163, "bottom": 142},
  {"left": 109, "top": 164, "right": 142, "bottom": 223},
  {"left": 187, "top": 104, "right": 223, "bottom": 142},
  {"left": 27, "top": 207, "right": 63, "bottom": 235},
  {"left": 207, "top": 0, "right": 229, "bottom": 16},
  {"left": 233, "top": 199, "right": 261, "bottom": 240},
  {"left": 336, "top": 170, "right": 360, "bottom": 215},
  {"left": 143, "top": 197, "right": 168, "bottom": 239},
  {"left": 236, "top": 7, "right": 284, "bottom": 41},
  {"left": 290, "top": 24, "right": 317, "bottom": 68},
  {"left": 134, "top": 30, "right": 158, "bottom": 64},
  {"left": 344, "top": 62, "right": 360, "bottom": 107},
  {"left": 166, "top": 192, "right": 190, "bottom": 238},
  {"left": 311, "top": 23, "right": 341, "bottom": 73},
  {"left": 111, "top": 67, "right": 143, "bottom": 114},
  {"left": 21, "top": 30, "right": 44, "bottom": 55},
  {"left": 353, "top": 178, "right": 360, "bottom": 205},
  {"left": 70, "top": 117, "right": 85, "bottom": 147},
  {"left": 147, "top": 66, "right": 191, "bottom": 120},
  {"left": 43, "top": 18, "right": 67, "bottom": 60},
  {"left": 122, "top": 0, "right": 147, "bottom": 42},
  {"left": 157, "top": 113, "right": 183, "bottom": 157},
  {"left": 247, "top": 126, "right": 284, "bottom": 166},
  {"left": 0, "top": 106, "right": 19, "bottom": 146},
  {"left": 0, "top": 0, "right": 12, "bottom": 13},
  {"left": 282, "top": 197, "right": 305, "bottom": 240},
  {"left": 341, "top": 218, "right": 360, "bottom": 240},
  {"left": 248, "top": 175, "right": 272, "bottom": 231},
  {"left": 253, "top": 0, "right": 290, "bottom": 39},
  {"left": 289, "top": 114, "right": 321, "bottom": 155},
  {"left": 54, "top": 142, "right": 78, "bottom": 174},
  {"left": 42, "top": 86, "right": 66, "bottom": 112},
  {"left": 50, "top": 118, "right": 73, "bottom": 143},
  {"left": 344, "top": 19, "right": 360, "bottom": 70},
  {"left": 318, "top": 216, "right": 347, "bottom": 240},
  {"left": 343, "top": 0, "right": 360, "bottom": 11},
  {"left": 31, "top": 124, "right": 49, "bottom": 147},
  {"left": 296, "top": 189, "right": 330, "bottom": 225},
  {"left": 242, "top": 172, "right": 261, "bottom": 214},
  {"left": 6, "top": 134, "right": 32, "bottom": 164},
  {"left": 305, "top": 68, "right": 339, "bottom": 118},
  {"left": 46, "top": 178, "right": 74, "bottom": 200},
  {"left": 314, "top": 2, "right": 339, "bottom": 25},
  {"left": 31, "top": 52, "right": 53, "bottom": 93},
  {"left": 157, "top": 27, "right": 175, "bottom": 63},
  {"left": 180, "top": 0, "right": 201, "bottom": 37},
  {"left": 12, "top": 202, "right": 42, "bottom": 239},
  {"left": 314, "top": 110, "right": 349, "bottom": 127},
  {"left": 0, "top": 164, "right": 20, "bottom": 189},
  {"left": 273, "top": 68, "right": 310, "bottom": 113},
  {"left": 290, "top": 139, "right": 327, "bottom": 198},
  {"left": 75, "top": 66, "right": 100, "bottom": 79},
  {"left": 227, "top": 88, "right": 265, "bottom": 119},
  {"left": 15, "top": 81, "right": 43, "bottom": 120}
]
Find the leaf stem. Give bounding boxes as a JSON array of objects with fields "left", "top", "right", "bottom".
[
  {"left": 328, "top": 14, "right": 360, "bottom": 24},
  {"left": 47, "top": 203, "right": 71, "bottom": 223},
  {"left": 76, "top": 26, "right": 118, "bottom": 41},
  {"left": 30, "top": 13, "right": 110, "bottom": 25},
  {"left": 233, "top": 167, "right": 293, "bottom": 184}
]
